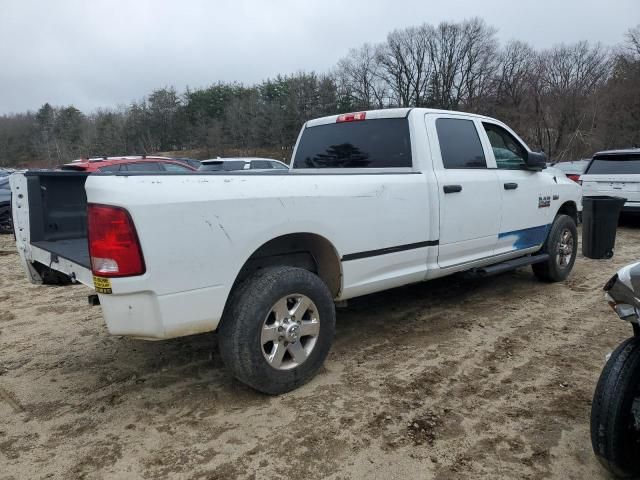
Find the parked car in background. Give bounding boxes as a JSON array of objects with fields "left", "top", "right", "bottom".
[
  {"left": 543, "top": 164, "right": 568, "bottom": 180},
  {"left": 60, "top": 156, "right": 198, "bottom": 173},
  {"left": 198, "top": 157, "right": 289, "bottom": 172},
  {"left": 580, "top": 149, "right": 640, "bottom": 214},
  {"left": 172, "top": 157, "right": 202, "bottom": 169},
  {"left": 552, "top": 159, "right": 590, "bottom": 183},
  {"left": 0, "top": 175, "right": 12, "bottom": 234}
]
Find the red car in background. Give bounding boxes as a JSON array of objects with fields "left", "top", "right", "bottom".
[{"left": 60, "top": 156, "right": 198, "bottom": 173}]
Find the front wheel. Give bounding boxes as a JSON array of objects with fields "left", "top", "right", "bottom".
[
  {"left": 591, "top": 336, "right": 640, "bottom": 478},
  {"left": 532, "top": 214, "right": 577, "bottom": 282},
  {"left": 218, "top": 266, "right": 336, "bottom": 395}
]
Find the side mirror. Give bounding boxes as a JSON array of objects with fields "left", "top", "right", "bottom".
[{"left": 525, "top": 151, "right": 546, "bottom": 171}]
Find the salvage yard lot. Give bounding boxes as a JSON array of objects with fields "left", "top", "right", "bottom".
[{"left": 1, "top": 227, "right": 638, "bottom": 479}]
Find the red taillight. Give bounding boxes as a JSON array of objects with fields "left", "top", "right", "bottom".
[
  {"left": 87, "top": 204, "right": 145, "bottom": 277},
  {"left": 336, "top": 111, "right": 366, "bottom": 123},
  {"left": 567, "top": 174, "right": 580, "bottom": 183}
]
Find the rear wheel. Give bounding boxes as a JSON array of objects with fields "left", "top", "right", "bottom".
[
  {"left": 591, "top": 336, "right": 640, "bottom": 478},
  {"left": 532, "top": 214, "right": 577, "bottom": 282},
  {"left": 218, "top": 266, "right": 335, "bottom": 395}
]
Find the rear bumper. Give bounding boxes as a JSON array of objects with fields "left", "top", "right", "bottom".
[{"left": 100, "top": 284, "right": 228, "bottom": 340}]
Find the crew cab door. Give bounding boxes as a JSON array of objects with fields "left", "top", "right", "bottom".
[
  {"left": 478, "top": 121, "right": 553, "bottom": 255},
  {"left": 426, "top": 114, "right": 501, "bottom": 268}
]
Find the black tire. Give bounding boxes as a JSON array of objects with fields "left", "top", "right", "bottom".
[
  {"left": 591, "top": 336, "right": 640, "bottom": 478},
  {"left": 532, "top": 214, "right": 577, "bottom": 282},
  {"left": 218, "top": 266, "right": 336, "bottom": 395}
]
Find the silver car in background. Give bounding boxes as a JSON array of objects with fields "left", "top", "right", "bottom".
[{"left": 198, "top": 157, "right": 289, "bottom": 172}]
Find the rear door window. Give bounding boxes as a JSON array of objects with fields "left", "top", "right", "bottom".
[
  {"left": 585, "top": 155, "right": 640, "bottom": 175},
  {"left": 436, "top": 118, "right": 487, "bottom": 169},
  {"left": 293, "top": 118, "right": 412, "bottom": 169}
]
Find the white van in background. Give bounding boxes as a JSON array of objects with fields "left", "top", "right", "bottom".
[{"left": 580, "top": 149, "right": 640, "bottom": 214}]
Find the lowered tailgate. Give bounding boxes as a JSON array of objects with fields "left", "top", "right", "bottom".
[{"left": 11, "top": 171, "right": 94, "bottom": 287}]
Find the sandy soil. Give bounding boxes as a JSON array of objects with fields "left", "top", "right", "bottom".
[{"left": 1, "top": 224, "right": 639, "bottom": 480}]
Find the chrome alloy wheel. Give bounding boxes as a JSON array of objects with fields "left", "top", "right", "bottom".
[
  {"left": 557, "top": 228, "right": 574, "bottom": 268},
  {"left": 261, "top": 294, "right": 320, "bottom": 370}
]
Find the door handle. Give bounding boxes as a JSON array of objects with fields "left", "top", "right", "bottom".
[
  {"left": 504, "top": 182, "right": 518, "bottom": 190},
  {"left": 443, "top": 185, "right": 462, "bottom": 194}
]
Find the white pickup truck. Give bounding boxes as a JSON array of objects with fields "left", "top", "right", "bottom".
[{"left": 10, "top": 108, "right": 582, "bottom": 394}]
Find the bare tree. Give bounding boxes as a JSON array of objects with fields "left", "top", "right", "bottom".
[
  {"left": 537, "top": 42, "right": 612, "bottom": 159},
  {"left": 494, "top": 41, "right": 535, "bottom": 109},
  {"left": 376, "top": 24, "right": 432, "bottom": 107},
  {"left": 457, "top": 18, "right": 499, "bottom": 110},
  {"left": 426, "top": 18, "right": 497, "bottom": 110},
  {"left": 427, "top": 21, "right": 462, "bottom": 109},
  {"left": 626, "top": 24, "right": 640, "bottom": 58},
  {"left": 335, "top": 44, "right": 387, "bottom": 109}
]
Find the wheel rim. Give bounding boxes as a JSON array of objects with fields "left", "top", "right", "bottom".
[
  {"left": 556, "top": 228, "right": 574, "bottom": 268},
  {"left": 261, "top": 294, "right": 320, "bottom": 370}
]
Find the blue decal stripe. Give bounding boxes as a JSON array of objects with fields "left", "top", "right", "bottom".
[{"left": 498, "top": 224, "right": 551, "bottom": 249}]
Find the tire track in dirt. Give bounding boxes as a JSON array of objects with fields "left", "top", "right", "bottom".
[{"left": 1, "top": 226, "right": 639, "bottom": 479}]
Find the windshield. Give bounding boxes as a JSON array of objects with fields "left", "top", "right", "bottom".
[{"left": 586, "top": 154, "right": 640, "bottom": 175}]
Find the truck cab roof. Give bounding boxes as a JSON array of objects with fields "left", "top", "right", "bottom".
[{"left": 305, "top": 107, "right": 500, "bottom": 128}]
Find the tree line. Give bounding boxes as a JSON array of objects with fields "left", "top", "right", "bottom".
[{"left": 0, "top": 18, "right": 638, "bottom": 167}]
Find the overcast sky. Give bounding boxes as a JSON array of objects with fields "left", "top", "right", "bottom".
[{"left": 1, "top": 0, "right": 638, "bottom": 114}]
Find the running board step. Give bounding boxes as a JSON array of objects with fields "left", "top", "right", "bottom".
[{"left": 470, "top": 254, "right": 549, "bottom": 277}]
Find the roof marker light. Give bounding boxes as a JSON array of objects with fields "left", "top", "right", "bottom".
[{"left": 336, "top": 112, "right": 366, "bottom": 123}]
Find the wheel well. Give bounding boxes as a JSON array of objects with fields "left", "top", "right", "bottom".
[
  {"left": 233, "top": 233, "right": 342, "bottom": 297},
  {"left": 557, "top": 201, "right": 578, "bottom": 224}
]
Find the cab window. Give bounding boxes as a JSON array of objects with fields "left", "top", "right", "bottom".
[
  {"left": 436, "top": 118, "right": 487, "bottom": 169},
  {"left": 482, "top": 123, "right": 527, "bottom": 169}
]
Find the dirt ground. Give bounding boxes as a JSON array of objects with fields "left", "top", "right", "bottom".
[{"left": 1, "top": 224, "right": 639, "bottom": 480}]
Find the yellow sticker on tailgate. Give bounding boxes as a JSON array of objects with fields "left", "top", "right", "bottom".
[{"left": 93, "top": 276, "right": 112, "bottom": 294}]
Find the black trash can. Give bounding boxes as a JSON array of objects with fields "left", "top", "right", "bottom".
[{"left": 582, "top": 196, "right": 626, "bottom": 259}]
